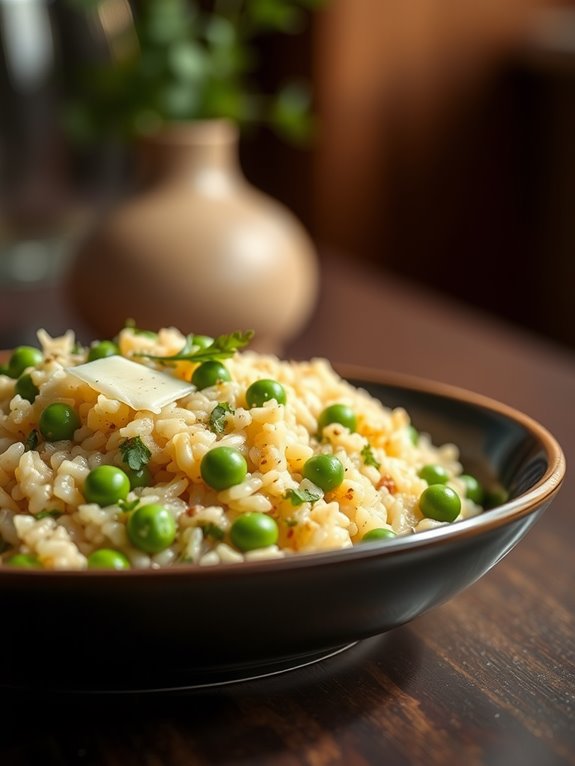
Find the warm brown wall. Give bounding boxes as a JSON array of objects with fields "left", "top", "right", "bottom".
[
  {"left": 310, "top": 0, "right": 575, "bottom": 348},
  {"left": 313, "top": 0, "right": 554, "bottom": 255}
]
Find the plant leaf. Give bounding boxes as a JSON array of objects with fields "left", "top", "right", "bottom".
[{"left": 269, "top": 81, "right": 314, "bottom": 144}]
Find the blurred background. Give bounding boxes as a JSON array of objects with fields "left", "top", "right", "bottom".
[{"left": 1, "top": 0, "right": 574, "bottom": 348}]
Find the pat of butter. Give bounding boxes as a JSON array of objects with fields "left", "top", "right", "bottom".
[{"left": 67, "top": 356, "right": 194, "bottom": 414}]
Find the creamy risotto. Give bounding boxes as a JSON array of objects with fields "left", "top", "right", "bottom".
[{"left": 0, "top": 326, "right": 484, "bottom": 570}]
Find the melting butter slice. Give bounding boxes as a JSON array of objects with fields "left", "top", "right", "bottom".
[{"left": 67, "top": 356, "right": 194, "bottom": 414}]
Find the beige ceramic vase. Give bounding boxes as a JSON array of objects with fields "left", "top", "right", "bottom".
[{"left": 66, "top": 120, "right": 319, "bottom": 352}]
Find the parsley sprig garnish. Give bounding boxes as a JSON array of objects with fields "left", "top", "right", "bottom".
[
  {"left": 134, "top": 330, "right": 254, "bottom": 364},
  {"left": 119, "top": 436, "right": 151, "bottom": 471}
]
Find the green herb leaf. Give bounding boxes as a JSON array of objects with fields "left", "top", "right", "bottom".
[
  {"left": 199, "top": 522, "right": 225, "bottom": 541},
  {"left": 24, "top": 429, "right": 40, "bottom": 452},
  {"left": 285, "top": 487, "right": 321, "bottom": 507},
  {"left": 118, "top": 498, "right": 141, "bottom": 512},
  {"left": 285, "top": 518, "right": 298, "bottom": 527},
  {"left": 269, "top": 82, "right": 314, "bottom": 144},
  {"left": 124, "top": 318, "right": 157, "bottom": 338},
  {"left": 119, "top": 436, "right": 152, "bottom": 471},
  {"left": 63, "top": 1, "right": 322, "bottom": 145},
  {"left": 208, "top": 402, "right": 235, "bottom": 435},
  {"left": 361, "top": 443, "right": 381, "bottom": 469},
  {"left": 248, "top": 0, "right": 305, "bottom": 33},
  {"left": 135, "top": 330, "right": 254, "bottom": 364},
  {"left": 35, "top": 509, "right": 63, "bottom": 521}
]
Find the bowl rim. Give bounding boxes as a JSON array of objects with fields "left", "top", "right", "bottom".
[{"left": 0, "top": 364, "right": 566, "bottom": 580}]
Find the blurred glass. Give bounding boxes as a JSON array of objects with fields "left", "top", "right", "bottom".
[{"left": 0, "top": 0, "right": 128, "bottom": 287}]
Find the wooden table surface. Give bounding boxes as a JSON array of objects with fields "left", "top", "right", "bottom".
[{"left": 1, "top": 256, "right": 574, "bottom": 766}]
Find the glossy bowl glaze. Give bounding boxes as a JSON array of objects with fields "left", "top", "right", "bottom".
[{"left": 0, "top": 367, "right": 565, "bottom": 693}]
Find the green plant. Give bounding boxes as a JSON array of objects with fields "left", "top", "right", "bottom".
[{"left": 66, "top": 0, "right": 324, "bottom": 143}]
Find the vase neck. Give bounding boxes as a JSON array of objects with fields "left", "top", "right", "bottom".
[{"left": 138, "top": 121, "right": 243, "bottom": 192}]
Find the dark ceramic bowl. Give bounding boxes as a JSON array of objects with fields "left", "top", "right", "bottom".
[{"left": 0, "top": 368, "right": 565, "bottom": 693}]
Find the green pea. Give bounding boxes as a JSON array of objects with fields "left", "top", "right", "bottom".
[
  {"left": 420, "top": 484, "right": 461, "bottom": 522},
  {"left": 7, "top": 553, "right": 41, "bottom": 568},
  {"left": 8, "top": 346, "right": 43, "bottom": 378},
  {"left": 246, "top": 379, "right": 287, "bottom": 408},
  {"left": 302, "top": 454, "right": 345, "bottom": 493},
  {"left": 125, "top": 465, "right": 152, "bottom": 490},
  {"left": 127, "top": 503, "right": 176, "bottom": 554},
  {"left": 230, "top": 512, "right": 279, "bottom": 552},
  {"left": 318, "top": 403, "right": 356, "bottom": 435},
  {"left": 87, "top": 548, "right": 131, "bottom": 570},
  {"left": 361, "top": 528, "right": 397, "bottom": 542},
  {"left": 39, "top": 403, "right": 80, "bottom": 441},
  {"left": 460, "top": 474, "right": 484, "bottom": 505},
  {"left": 200, "top": 446, "right": 248, "bottom": 491},
  {"left": 418, "top": 464, "right": 449, "bottom": 485},
  {"left": 191, "top": 361, "right": 231, "bottom": 390},
  {"left": 84, "top": 465, "right": 130, "bottom": 506},
  {"left": 14, "top": 373, "right": 39, "bottom": 403},
  {"left": 87, "top": 340, "right": 119, "bottom": 362}
]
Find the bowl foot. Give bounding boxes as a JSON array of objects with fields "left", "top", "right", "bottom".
[{"left": 0, "top": 642, "right": 359, "bottom": 696}]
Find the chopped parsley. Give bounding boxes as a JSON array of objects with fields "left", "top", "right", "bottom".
[
  {"left": 24, "top": 429, "right": 40, "bottom": 452},
  {"left": 135, "top": 330, "right": 254, "bottom": 364},
  {"left": 119, "top": 436, "right": 151, "bottom": 471},
  {"left": 35, "top": 509, "right": 63, "bottom": 521},
  {"left": 124, "top": 318, "right": 157, "bottom": 338},
  {"left": 208, "top": 402, "right": 234, "bottom": 435},
  {"left": 199, "top": 522, "right": 225, "bottom": 541},
  {"left": 285, "top": 518, "right": 299, "bottom": 527},
  {"left": 285, "top": 488, "right": 322, "bottom": 507},
  {"left": 361, "top": 443, "right": 381, "bottom": 469},
  {"left": 118, "top": 498, "right": 141, "bottom": 512}
]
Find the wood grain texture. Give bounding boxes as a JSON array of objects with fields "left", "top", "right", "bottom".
[{"left": 0, "top": 255, "right": 574, "bottom": 765}]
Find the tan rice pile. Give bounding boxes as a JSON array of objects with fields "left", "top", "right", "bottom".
[{"left": 0, "top": 326, "right": 482, "bottom": 570}]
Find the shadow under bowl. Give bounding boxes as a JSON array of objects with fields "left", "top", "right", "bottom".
[{"left": 0, "top": 367, "right": 565, "bottom": 693}]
